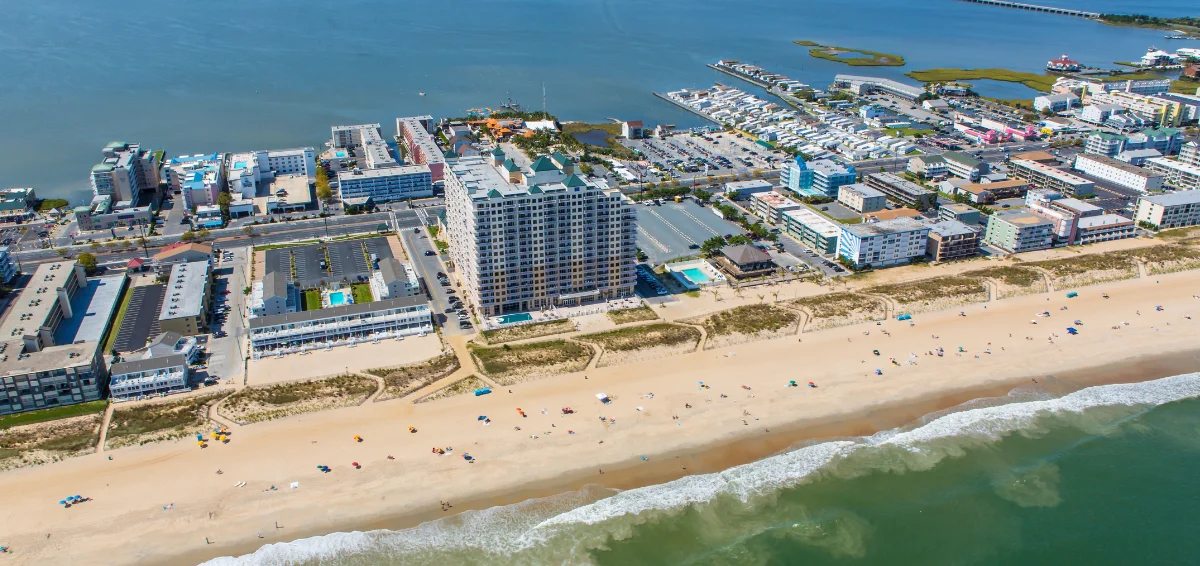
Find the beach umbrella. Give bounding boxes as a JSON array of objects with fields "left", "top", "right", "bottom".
[{"left": 59, "top": 500, "right": 66, "bottom": 505}]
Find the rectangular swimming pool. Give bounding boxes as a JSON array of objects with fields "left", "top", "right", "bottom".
[
  {"left": 681, "top": 268, "right": 710, "bottom": 284},
  {"left": 329, "top": 291, "right": 348, "bottom": 306},
  {"left": 497, "top": 313, "right": 533, "bottom": 325}
]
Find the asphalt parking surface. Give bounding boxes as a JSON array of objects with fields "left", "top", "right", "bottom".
[{"left": 636, "top": 201, "right": 747, "bottom": 265}]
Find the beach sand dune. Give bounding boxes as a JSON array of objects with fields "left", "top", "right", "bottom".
[{"left": 1, "top": 270, "right": 1198, "bottom": 565}]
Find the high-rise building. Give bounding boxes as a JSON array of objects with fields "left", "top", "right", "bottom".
[
  {"left": 90, "top": 142, "right": 162, "bottom": 204},
  {"left": 164, "top": 153, "right": 227, "bottom": 209},
  {"left": 445, "top": 152, "right": 637, "bottom": 316}
]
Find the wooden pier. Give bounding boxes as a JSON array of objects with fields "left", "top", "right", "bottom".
[{"left": 957, "top": 0, "right": 1100, "bottom": 19}]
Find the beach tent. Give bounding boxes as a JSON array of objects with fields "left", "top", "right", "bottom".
[
  {"left": 474, "top": 388, "right": 491, "bottom": 396},
  {"left": 596, "top": 393, "right": 611, "bottom": 403}
]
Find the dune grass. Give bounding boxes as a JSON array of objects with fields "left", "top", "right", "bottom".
[
  {"left": 695, "top": 304, "right": 800, "bottom": 336},
  {"left": 367, "top": 352, "right": 462, "bottom": 401},
  {"left": 220, "top": 374, "right": 376, "bottom": 424},
  {"left": 416, "top": 376, "right": 488, "bottom": 403},
  {"left": 606, "top": 306, "right": 659, "bottom": 325},
  {"left": 579, "top": 323, "right": 700, "bottom": 352},
  {"left": 906, "top": 68, "right": 1056, "bottom": 92},
  {"left": 480, "top": 319, "right": 575, "bottom": 345},
  {"left": 469, "top": 340, "right": 593, "bottom": 384},
  {"left": 106, "top": 393, "right": 221, "bottom": 448}
]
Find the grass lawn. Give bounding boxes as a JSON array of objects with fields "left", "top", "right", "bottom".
[
  {"left": 0, "top": 400, "right": 107, "bottom": 430},
  {"left": 101, "top": 283, "right": 133, "bottom": 354},
  {"left": 417, "top": 376, "right": 488, "bottom": 403},
  {"left": 1171, "top": 79, "right": 1199, "bottom": 94},
  {"left": 106, "top": 394, "right": 220, "bottom": 448},
  {"left": 220, "top": 374, "right": 377, "bottom": 423},
  {"left": 1091, "top": 72, "right": 1168, "bottom": 83},
  {"left": 800, "top": 41, "right": 905, "bottom": 67},
  {"left": 698, "top": 304, "right": 800, "bottom": 336},
  {"left": 562, "top": 122, "right": 621, "bottom": 137},
  {"left": 303, "top": 289, "right": 321, "bottom": 311},
  {"left": 352, "top": 283, "right": 373, "bottom": 304},
  {"left": 984, "top": 97, "right": 1035, "bottom": 111},
  {"left": 480, "top": 319, "right": 575, "bottom": 344},
  {"left": 579, "top": 323, "right": 700, "bottom": 352},
  {"left": 906, "top": 68, "right": 1057, "bottom": 92},
  {"left": 368, "top": 352, "right": 461, "bottom": 401},
  {"left": 470, "top": 340, "right": 593, "bottom": 380},
  {"left": 606, "top": 306, "right": 659, "bottom": 325},
  {"left": 885, "top": 127, "right": 933, "bottom": 138}
]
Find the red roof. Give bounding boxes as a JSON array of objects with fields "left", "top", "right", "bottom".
[
  {"left": 127, "top": 257, "right": 145, "bottom": 268},
  {"left": 159, "top": 241, "right": 187, "bottom": 254},
  {"left": 1048, "top": 54, "right": 1078, "bottom": 65}
]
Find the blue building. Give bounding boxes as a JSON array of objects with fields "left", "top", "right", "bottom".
[
  {"left": 780, "top": 156, "right": 814, "bottom": 193},
  {"left": 781, "top": 156, "right": 856, "bottom": 198}
]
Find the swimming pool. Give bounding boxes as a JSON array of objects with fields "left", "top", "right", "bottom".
[
  {"left": 328, "top": 291, "right": 349, "bottom": 306},
  {"left": 335, "top": 151, "right": 347, "bottom": 158},
  {"left": 497, "top": 313, "right": 533, "bottom": 325},
  {"left": 681, "top": 268, "right": 710, "bottom": 284}
]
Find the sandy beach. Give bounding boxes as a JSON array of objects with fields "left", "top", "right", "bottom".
[{"left": 1, "top": 268, "right": 1198, "bottom": 564}]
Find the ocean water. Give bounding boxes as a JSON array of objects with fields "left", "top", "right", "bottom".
[
  {"left": 207, "top": 372, "right": 1200, "bottom": 565},
  {"left": 0, "top": 0, "right": 1193, "bottom": 203}
]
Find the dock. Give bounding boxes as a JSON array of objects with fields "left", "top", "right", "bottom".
[
  {"left": 651, "top": 92, "right": 722, "bottom": 124},
  {"left": 706, "top": 63, "right": 771, "bottom": 88},
  {"left": 956, "top": 0, "right": 1100, "bottom": 19}
]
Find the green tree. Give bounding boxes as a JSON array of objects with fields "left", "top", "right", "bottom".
[
  {"left": 89, "top": 242, "right": 102, "bottom": 251},
  {"left": 77, "top": 252, "right": 98, "bottom": 275},
  {"left": 197, "top": 229, "right": 211, "bottom": 240},
  {"left": 700, "top": 235, "right": 727, "bottom": 257},
  {"left": 217, "top": 191, "right": 233, "bottom": 218},
  {"left": 179, "top": 231, "right": 196, "bottom": 242}
]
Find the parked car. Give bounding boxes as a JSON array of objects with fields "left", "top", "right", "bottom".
[
  {"left": 424, "top": 250, "right": 436, "bottom": 256},
  {"left": 444, "top": 307, "right": 457, "bottom": 313}
]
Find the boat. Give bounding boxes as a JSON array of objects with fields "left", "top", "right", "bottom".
[{"left": 419, "top": 92, "right": 426, "bottom": 96}]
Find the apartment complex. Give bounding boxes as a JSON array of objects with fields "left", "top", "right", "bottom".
[
  {"left": 983, "top": 211, "right": 1054, "bottom": 253},
  {"left": 837, "top": 218, "right": 930, "bottom": 269},
  {"left": 1085, "top": 132, "right": 1128, "bottom": 157},
  {"left": 445, "top": 153, "right": 637, "bottom": 316},
  {"left": 837, "top": 183, "right": 887, "bottom": 214},
  {"left": 0, "top": 261, "right": 124, "bottom": 415},
  {"left": 1181, "top": 142, "right": 1200, "bottom": 167},
  {"left": 1087, "top": 91, "right": 1183, "bottom": 128},
  {"left": 227, "top": 147, "right": 316, "bottom": 199},
  {"left": 331, "top": 123, "right": 383, "bottom": 149},
  {"left": 1145, "top": 157, "right": 1200, "bottom": 191},
  {"left": 1008, "top": 158, "right": 1095, "bottom": 196},
  {"left": 369, "top": 258, "right": 420, "bottom": 300},
  {"left": 941, "top": 152, "right": 989, "bottom": 181},
  {"left": 926, "top": 220, "right": 980, "bottom": 262},
  {"left": 74, "top": 198, "right": 154, "bottom": 231},
  {"left": 0, "top": 247, "right": 15, "bottom": 284},
  {"left": 781, "top": 207, "right": 841, "bottom": 255},
  {"left": 248, "top": 297, "right": 433, "bottom": 359},
  {"left": 108, "top": 332, "right": 199, "bottom": 401},
  {"left": 906, "top": 155, "right": 949, "bottom": 179},
  {"left": 90, "top": 142, "right": 162, "bottom": 205},
  {"left": 864, "top": 173, "right": 936, "bottom": 210},
  {"left": 337, "top": 165, "right": 434, "bottom": 202},
  {"left": 1075, "top": 214, "right": 1136, "bottom": 245},
  {"left": 1135, "top": 190, "right": 1200, "bottom": 230},
  {"left": 397, "top": 116, "right": 447, "bottom": 181},
  {"left": 249, "top": 271, "right": 299, "bottom": 318},
  {"left": 1033, "top": 93, "right": 1081, "bottom": 113},
  {"left": 749, "top": 190, "right": 802, "bottom": 224},
  {"left": 938, "top": 203, "right": 982, "bottom": 226},
  {"left": 1072, "top": 154, "right": 1163, "bottom": 192},
  {"left": 164, "top": 153, "right": 227, "bottom": 209},
  {"left": 158, "top": 261, "right": 211, "bottom": 336},
  {"left": 723, "top": 179, "right": 774, "bottom": 200}
]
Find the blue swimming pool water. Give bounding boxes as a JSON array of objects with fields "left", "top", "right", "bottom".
[
  {"left": 497, "top": 313, "right": 533, "bottom": 324},
  {"left": 336, "top": 151, "right": 347, "bottom": 158},
  {"left": 329, "top": 291, "right": 347, "bottom": 306},
  {"left": 681, "top": 268, "right": 709, "bottom": 284}
]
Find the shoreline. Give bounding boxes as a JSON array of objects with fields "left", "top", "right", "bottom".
[
  {"left": 2, "top": 270, "right": 1200, "bottom": 565},
  {"left": 176, "top": 346, "right": 1200, "bottom": 565}
]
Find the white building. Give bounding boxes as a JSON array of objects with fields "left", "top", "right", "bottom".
[
  {"left": 1034, "top": 93, "right": 1081, "bottom": 113},
  {"left": 723, "top": 179, "right": 774, "bottom": 200},
  {"left": 107, "top": 332, "right": 200, "bottom": 401},
  {"left": 249, "top": 271, "right": 298, "bottom": 318},
  {"left": 337, "top": 165, "right": 433, "bottom": 202},
  {"left": 444, "top": 153, "right": 637, "bottom": 316},
  {"left": 331, "top": 123, "right": 383, "bottom": 149},
  {"left": 1180, "top": 142, "right": 1200, "bottom": 167},
  {"left": 749, "top": 190, "right": 803, "bottom": 224},
  {"left": 227, "top": 148, "right": 317, "bottom": 199},
  {"left": 1072, "top": 154, "right": 1163, "bottom": 193},
  {"left": 1076, "top": 214, "right": 1136, "bottom": 245},
  {"left": 1009, "top": 158, "right": 1095, "bottom": 196},
  {"left": 1135, "top": 190, "right": 1200, "bottom": 230},
  {"left": 369, "top": 258, "right": 420, "bottom": 300},
  {"left": 0, "top": 246, "right": 15, "bottom": 284},
  {"left": 837, "top": 218, "right": 931, "bottom": 269},
  {"left": 248, "top": 296, "right": 432, "bottom": 359},
  {"left": 1144, "top": 157, "right": 1200, "bottom": 191}
]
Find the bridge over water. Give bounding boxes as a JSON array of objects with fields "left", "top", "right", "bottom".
[{"left": 957, "top": 0, "right": 1100, "bottom": 19}]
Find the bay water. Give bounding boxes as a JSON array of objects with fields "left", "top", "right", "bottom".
[{"left": 0, "top": 0, "right": 1192, "bottom": 202}]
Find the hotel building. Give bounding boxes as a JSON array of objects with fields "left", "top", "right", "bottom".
[
  {"left": 941, "top": 152, "right": 990, "bottom": 181},
  {"left": 1144, "top": 157, "right": 1200, "bottom": 191},
  {"left": 397, "top": 116, "right": 447, "bottom": 181},
  {"left": 781, "top": 157, "right": 857, "bottom": 198},
  {"left": 0, "top": 188, "right": 36, "bottom": 223},
  {"left": 1072, "top": 154, "right": 1163, "bottom": 193},
  {"left": 864, "top": 173, "right": 936, "bottom": 210},
  {"left": 445, "top": 152, "right": 637, "bottom": 316},
  {"left": 1135, "top": 190, "right": 1200, "bottom": 230},
  {"left": 337, "top": 165, "right": 434, "bottom": 203},
  {"left": 781, "top": 207, "right": 840, "bottom": 255},
  {"left": 926, "top": 220, "right": 980, "bottom": 262},
  {"left": 90, "top": 142, "right": 162, "bottom": 205},
  {"left": 0, "top": 261, "right": 124, "bottom": 415},
  {"left": 749, "top": 191, "right": 803, "bottom": 225},
  {"left": 837, "top": 218, "right": 930, "bottom": 269},
  {"left": 227, "top": 147, "right": 316, "bottom": 199},
  {"left": 159, "top": 261, "right": 211, "bottom": 336},
  {"left": 837, "top": 183, "right": 887, "bottom": 214},
  {"left": 107, "top": 332, "right": 199, "bottom": 401},
  {"left": 247, "top": 296, "right": 432, "bottom": 359},
  {"left": 164, "top": 153, "right": 227, "bottom": 209},
  {"left": 1008, "top": 159, "right": 1095, "bottom": 196},
  {"left": 983, "top": 211, "right": 1054, "bottom": 253}
]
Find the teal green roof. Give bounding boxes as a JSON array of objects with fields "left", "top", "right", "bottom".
[
  {"left": 490, "top": 147, "right": 505, "bottom": 157},
  {"left": 104, "top": 141, "right": 127, "bottom": 150},
  {"left": 487, "top": 189, "right": 503, "bottom": 198},
  {"left": 74, "top": 205, "right": 92, "bottom": 213},
  {"left": 563, "top": 174, "right": 588, "bottom": 188},
  {"left": 443, "top": 149, "right": 458, "bottom": 158},
  {"left": 551, "top": 151, "right": 571, "bottom": 164},
  {"left": 502, "top": 159, "right": 519, "bottom": 172},
  {"left": 1143, "top": 127, "right": 1179, "bottom": 137},
  {"left": 92, "top": 163, "right": 114, "bottom": 172},
  {"left": 1093, "top": 132, "right": 1125, "bottom": 141},
  {"left": 529, "top": 156, "right": 557, "bottom": 172},
  {"left": 528, "top": 186, "right": 544, "bottom": 194}
]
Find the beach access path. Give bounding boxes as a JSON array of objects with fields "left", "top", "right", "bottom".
[{"left": 1, "top": 259, "right": 1199, "bottom": 565}]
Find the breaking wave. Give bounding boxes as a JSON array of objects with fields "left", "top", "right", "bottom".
[{"left": 205, "top": 372, "right": 1200, "bottom": 566}]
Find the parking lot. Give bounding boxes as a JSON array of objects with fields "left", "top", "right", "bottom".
[
  {"left": 622, "top": 132, "right": 784, "bottom": 184},
  {"left": 263, "top": 237, "right": 394, "bottom": 287},
  {"left": 635, "top": 200, "right": 747, "bottom": 265}
]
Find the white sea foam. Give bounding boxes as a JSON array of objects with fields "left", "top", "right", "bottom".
[{"left": 205, "top": 372, "right": 1200, "bottom": 565}]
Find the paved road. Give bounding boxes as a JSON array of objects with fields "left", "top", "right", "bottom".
[
  {"left": 398, "top": 226, "right": 472, "bottom": 336},
  {"left": 16, "top": 209, "right": 436, "bottom": 268},
  {"left": 204, "top": 248, "right": 251, "bottom": 385}
]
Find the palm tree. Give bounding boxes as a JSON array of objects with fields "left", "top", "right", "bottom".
[
  {"left": 757, "top": 293, "right": 765, "bottom": 303},
  {"left": 772, "top": 291, "right": 780, "bottom": 303},
  {"left": 733, "top": 288, "right": 744, "bottom": 300}
]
